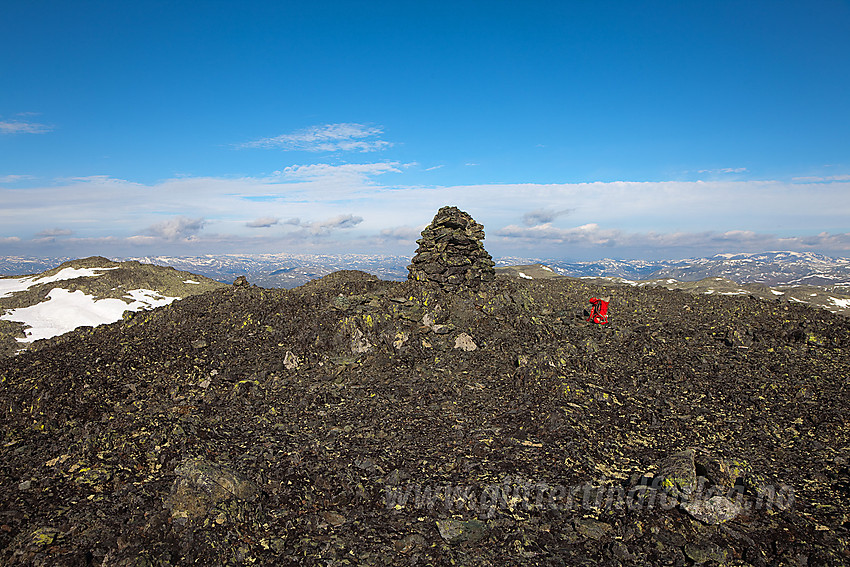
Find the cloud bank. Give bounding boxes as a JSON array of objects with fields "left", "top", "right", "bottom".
[{"left": 1, "top": 165, "right": 849, "bottom": 259}]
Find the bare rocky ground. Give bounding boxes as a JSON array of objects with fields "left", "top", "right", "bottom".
[{"left": 1, "top": 271, "right": 849, "bottom": 566}]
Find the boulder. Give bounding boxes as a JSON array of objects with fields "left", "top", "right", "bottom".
[
  {"left": 166, "top": 457, "right": 259, "bottom": 523},
  {"left": 436, "top": 518, "right": 488, "bottom": 544}
]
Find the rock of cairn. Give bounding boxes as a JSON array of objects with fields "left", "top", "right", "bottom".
[{"left": 407, "top": 206, "right": 496, "bottom": 291}]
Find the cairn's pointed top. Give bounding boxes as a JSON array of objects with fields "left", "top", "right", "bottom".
[{"left": 407, "top": 206, "right": 495, "bottom": 291}]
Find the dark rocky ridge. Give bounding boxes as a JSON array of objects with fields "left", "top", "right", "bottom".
[
  {"left": 1, "top": 270, "right": 849, "bottom": 565},
  {"left": 407, "top": 206, "right": 495, "bottom": 291}
]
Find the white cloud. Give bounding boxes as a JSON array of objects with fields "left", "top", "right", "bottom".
[
  {"left": 286, "top": 214, "right": 364, "bottom": 235},
  {"left": 522, "top": 208, "right": 573, "bottom": 227},
  {"left": 246, "top": 216, "right": 280, "bottom": 228},
  {"left": 697, "top": 167, "right": 748, "bottom": 174},
  {"left": 0, "top": 118, "right": 52, "bottom": 134},
  {"left": 276, "top": 161, "right": 401, "bottom": 181},
  {"left": 0, "top": 175, "right": 36, "bottom": 183},
  {"left": 791, "top": 174, "right": 850, "bottom": 183},
  {"left": 379, "top": 226, "right": 423, "bottom": 241},
  {"left": 241, "top": 123, "right": 391, "bottom": 152},
  {"left": 311, "top": 214, "right": 363, "bottom": 233},
  {"left": 142, "top": 217, "right": 207, "bottom": 241},
  {"left": 35, "top": 228, "right": 73, "bottom": 237}
]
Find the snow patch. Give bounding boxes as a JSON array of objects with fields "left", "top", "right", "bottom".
[
  {"left": 518, "top": 272, "right": 533, "bottom": 280},
  {"left": 830, "top": 297, "right": 850, "bottom": 309},
  {"left": 0, "top": 266, "right": 118, "bottom": 299},
  {"left": 183, "top": 279, "right": 201, "bottom": 284},
  {"left": 35, "top": 266, "right": 119, "bottom": 283},
  {"left": 1, "top": 287, "right": 179, "bottom": 343}
]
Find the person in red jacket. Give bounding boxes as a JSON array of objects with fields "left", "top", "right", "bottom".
[{"left": 587, "top": 296, "right": 610, "bottom": 324}]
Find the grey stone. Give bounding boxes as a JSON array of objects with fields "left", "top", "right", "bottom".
[
  {"left": 574, "top": 517, "right": 613, "bottom": 540},
  {"left": 436, "top": 518, "right": 488, "bottom": 544},
  {"left": 684, "top": 541, "right": 729, "bottom": 564},
  {"left": 682, "top": 495, "right": 742, "bottom": 524},
  {"left": 454, "top": 332, "right": 478, "bottom": 351}
]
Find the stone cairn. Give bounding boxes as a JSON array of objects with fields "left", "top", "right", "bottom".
[{"left": 407, "top": 206, "right": 496, "bottom": 291}]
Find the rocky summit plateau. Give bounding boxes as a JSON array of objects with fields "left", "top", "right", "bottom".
[{"left": 1, "top": 209, "right": 849, "bottom": 566}]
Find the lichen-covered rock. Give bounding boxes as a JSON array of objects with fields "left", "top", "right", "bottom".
[
  {"left": 407, "top": 206, "right": 495, "bottom": 291},
  {"left": 167, "top": 457, "right": 258, "bottom": 522},
  {"left": 656, "top": 448, "right": 697, "bottom": 499}
]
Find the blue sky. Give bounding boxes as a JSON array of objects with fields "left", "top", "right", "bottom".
[{"left": 2, "top": 0, "right": 849, "bottom": 261}]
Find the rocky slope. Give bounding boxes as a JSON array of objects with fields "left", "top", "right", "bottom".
[
  {"left": 1, "top": 268, "right": 848, "bottom": 565},
  {"left": 0, "top": 257, "right": 225, "bottom": 357}
]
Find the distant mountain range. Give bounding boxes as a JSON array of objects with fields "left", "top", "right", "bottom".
[
  {"left": 0, "top": 253, "right": 411, "bottom": 289},
  {"left": 2, "top": 251, "right": 849, "bottom": 354},
  {"left": 547, "top": 251, "right": 850, "bottom": 289},
  {"left": 2, "top": 251, "right": 849, "bottom": 290}
]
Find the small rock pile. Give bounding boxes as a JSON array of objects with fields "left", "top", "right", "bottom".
[{"left": 407, "top": 206, "right": 496, "bottom": 291}]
